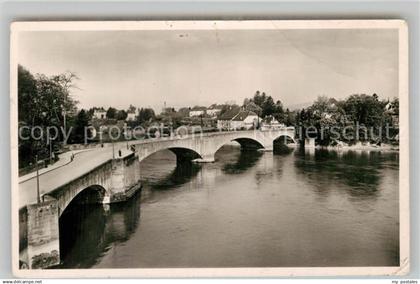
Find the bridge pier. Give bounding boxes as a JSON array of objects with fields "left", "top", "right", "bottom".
[
  {"left": 305, "top": 138, "right": 316, "bottom": 148},
  {"left": 108, "top": 156, "right": 142, "bottom": 203},
  {"left": 19, "top": 200, "right": 60, "bottom": 269},
  {"left": 192, "top": 153, "right": 215, "bottom": 163}
]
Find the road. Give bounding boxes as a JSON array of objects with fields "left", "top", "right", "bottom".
[
  {"left": 18, "top": 143, "right": 132, "bottom": 208},
  {"left": 18, "top": 133, "right": 220, "bottom": 208}
]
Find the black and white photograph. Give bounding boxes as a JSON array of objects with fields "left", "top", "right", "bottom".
[{"left": 10, "top": 20, "right": 409, "bottom": 277}]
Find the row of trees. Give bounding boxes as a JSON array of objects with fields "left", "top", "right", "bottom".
[
  {"left": 18, "top": 65, "right": 82, "bottom": 168},
  {"left": 296, "top": 94, "right": 399, "bottom": 145},
  {"left": 87, "top": 105, "right": 156, "bottom": 126},
  {"left": 18, "top": 66, "right": 160, "bottom": 168},
  {"left": 243, "top": 91, "right": 285, "bottom": 119},
  {"left": 240, "top": 90, "right": 297, "bottom": 126},
  {"left": 239, "top": 91, "right": 398, "bottom": 145}
]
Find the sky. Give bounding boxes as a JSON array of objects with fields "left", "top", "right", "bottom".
[{"left": 17, "top": 28, "right": 399, "bottom": 113}]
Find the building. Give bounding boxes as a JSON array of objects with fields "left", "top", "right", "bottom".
[
  {"left": 261, "top": 115, "right": 285, "bottom": 131},
  {"left": 230, "top": 110, "right": 260, "bottom": 130},
  {"left": 189, "top": 106, "right": 207, "bottom": 117},
  {"left": 93, "top": 108, "right": 107, "bottom": 120},
  {"left": 217, "top": 107, "right": 260, "bottom": 130},
  {"left": 126, "top": 110, "right": 137, "bottom": 121},
  {"left": 217, "top": 106, "right": 240, "bottom": 130},
  {"left": 207, "top": 104, "right": 222, "bottom": 117},
  {"left": 385, "top": 101, "right": 399, "bottom": 127}
]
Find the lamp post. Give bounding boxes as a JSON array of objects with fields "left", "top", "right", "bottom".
[
  {"left": 49, "top": 136, "right": 53, "bottom": 164},
  {"left": 35, "top": 155, "right": 41, "bottom": 204},
  {"left": 112, "top": 140, "right": 115, "bottom": 159},
  {"left": 257, "top": 110, "right": 261, "bottom": 130},
  {"left": 61, "top": 100, "right": 67, "bottom": 146}
]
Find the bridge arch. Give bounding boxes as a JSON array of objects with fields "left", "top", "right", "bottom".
[
  {"left": 273, "top": 134, "right": 296, "bottom": 145},
  {"left": 131, "top": 129, "right": 297, "bottom": 163},
  {"left": 168, "top": 147, "right": 203, "bottom": 163},
  {"left": 138, "top": 147, "right": 203, "bottom": 164},
  {"left": 232, "top": 137, "right": 265, "bottom": 150},
  {"left": 58, "top": 184, "right": 109, "bottom": 264},
  {"left": 273, "top": 135, "right": 296, "bottom": 155},
  {"left": 55, "top": 184, "right": 109, "bottom": 217},
  {"left": 212, "top": 136, "right": 266, "bottom": 162}
]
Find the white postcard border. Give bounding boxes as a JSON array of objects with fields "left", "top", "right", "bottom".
[{"left": 10, "top": 19, "right": 410, "bottom": 278}]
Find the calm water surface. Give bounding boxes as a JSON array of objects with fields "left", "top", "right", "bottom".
[{"left": 58, "top": 145, "right": 399, "bottom": 268}]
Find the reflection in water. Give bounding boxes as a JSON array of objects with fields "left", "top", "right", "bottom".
[
  {"left": 273, "top": 136, "right": 294, "bottom": 155},
  {"left": 294, "top": 149, "right": 399, "bottom": 199},
  {"left": 221, "top": 146, "right": 263, "bottom": 174},
  {"left": 58, "top": 191, "right": 141, "bottom": 268},
  {"left": 56, "top": 146, "right": 399, "bottom": 268},
  {"left": 147, "top": 162, "right": 202, "bottom": 191}
]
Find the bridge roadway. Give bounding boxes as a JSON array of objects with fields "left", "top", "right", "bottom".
[
  {"left": 18, "top": 129, "right": 295, "bottom": 209},
  {"left": 18, "top": 146, "right": 131, "bottom": 209}
]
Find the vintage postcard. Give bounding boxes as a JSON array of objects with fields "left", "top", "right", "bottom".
[{"left": 10, "top": 20, "right": 409, "bottom": 277}]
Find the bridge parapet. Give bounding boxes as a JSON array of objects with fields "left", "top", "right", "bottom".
[
  {"left": 132, "top": 129, "right": 296, "bottom": 163},
  {"left": 19, "top": 153, "right": 142, "bottom": 269}
]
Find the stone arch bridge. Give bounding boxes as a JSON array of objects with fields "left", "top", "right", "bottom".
[
  {"left": 133, "top": 128, "right": 296, "bottom": 163},
  {"left": 19, "top": 129, "right": 297, "bottom": 269}
]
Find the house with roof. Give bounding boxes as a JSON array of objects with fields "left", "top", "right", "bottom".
[
  {"left": 126, "top": 110, "right": 137, "bottom": 121},
  {"left": 216, "top": 106, "right": 240, "bottom": 130},
  {"left": 231, "top": 110, "right": 260, "bottom": 130},
  {"left": 260, "top": 115, "right": 285, "bottom": 131},
  {"left": 217, "top": 107, "right": 261, "bottom": 130},
  {"left": 385, "top": 101, "right": 399, "bottom": 127},
  {"left": 189, "top": 106, "right": 207, "bottom": 117},
  {"left": 207, "top": 104, "right": 222, "bottom": 117},
  {"left": 93, "top": 107, "right": 107, "bottom": 120}
]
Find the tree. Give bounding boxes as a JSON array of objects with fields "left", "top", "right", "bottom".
[
  {"left": 106, "top": 107, "right": 117, "bottom": 119},
  {"left": 244, "top": 101, "right": 262, "bottom": 114},
  {"left": 244, "top": 90, "right": 284, "bottom": 120},
  {"left": 389, "top": 97, "right": 399, "bottom": 116},
  {"left": 128, "top": 104, "right": 137, "bottom": 113},
  {"left": 18, "top": 65, "right": 38, "bottom": 124},
  {"left": 311, "top": 96, "right": 330, "bottom": 117},
  {"left": 272, "top": 100, "right": 285, "bottom": 122},
  {"left": 261, "top": 96, "right": 276, "bottom": 117},
  {"left": 137, "top": 108, "right": 156, "bottom": 124},
  {"left": 18, "top": 65, "right": 79, "bottom": 168},
  {"left": 252, "top": 90, "right": 266, "bottom": 107},
  {"left": 87, "top": 108, "right": 95, "bottom": 119},
  {"left": 71, "top": 109, "right": 90, "bottom": 144},
  {"left": 342, "top": 94, "right": 386, "bottom": 127},
  {"left": 178, "top": 107, "right": 191, "bottom": 117},
  {"left": 284, "top": 108, "right": 297, "bottom": 126},
  {"left": 116, "top": 110, "right": 128, "bottom": 121}
]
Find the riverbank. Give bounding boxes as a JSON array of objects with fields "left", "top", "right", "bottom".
[{"left": 315, "top": 143, "right": 399, "bottom": 152}]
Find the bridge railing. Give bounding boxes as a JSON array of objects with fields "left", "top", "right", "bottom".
[{"left": 66, "top": 127, "right": 296, "bottom": 150}]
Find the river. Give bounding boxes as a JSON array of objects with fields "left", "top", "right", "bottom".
[{"left": 58, "top": 144, "right": 399, "bottom": 268}]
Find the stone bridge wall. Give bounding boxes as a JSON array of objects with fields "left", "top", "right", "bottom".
[
  {"left": 133, "top": 129, "right": 295, "bottom": 162},
  {"left": 19, "top": 153, "right": 142, "bottom": 269}
]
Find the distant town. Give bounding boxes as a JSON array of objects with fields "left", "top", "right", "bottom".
[
  {"left": 18, "top": 65, "right": 399, "bottom": 172},
  {"left": 86, "top": 98, "right": 291, "bottom": 141}
]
